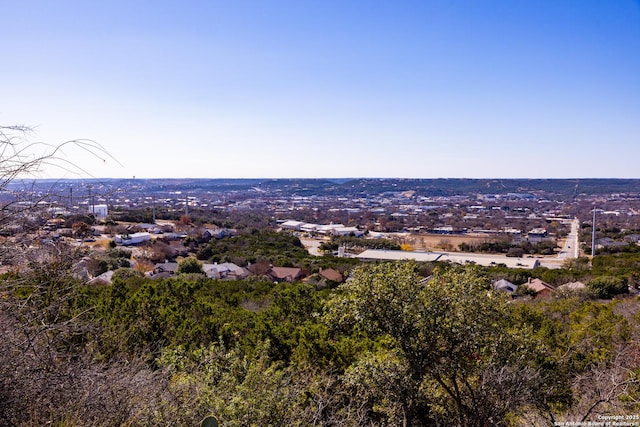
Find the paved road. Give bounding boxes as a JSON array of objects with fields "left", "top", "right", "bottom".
[
  {"left": 558, "top": 218, "right": 580, "bottom": 260},
  {"left": 300, "top": 238, "right": 323, "bottom": 256}
]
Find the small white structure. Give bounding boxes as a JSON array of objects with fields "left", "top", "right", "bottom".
[
  {"left": 90, "top": 204, "right": 109, "bottom": 219},
  {"left": 114, "top": 232, "right": 151, "bottom": 246}
]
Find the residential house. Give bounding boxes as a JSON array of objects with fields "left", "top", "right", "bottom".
[
  {"left": 624, "top": 234, "right": 640, "bottom": 244},
  {"left": 161, "top": 232, "right": 188, "bottom": 241},
  {"left": 525, "top": 278, "right": 555, "bottom": 298},
  {"left": 493, "top": 279, "right": 518, "bottom": 294},
  {"left": 268, "top": 266, "right": 304, "bottom": 282},
  {"left": 527, "top": 228, "right": 548, "bottom": 243},
  {"left": 596, "top": 237, "right": 628, "bottom": 250},
  {"left": 203, "top": 228, "right": 236, "bottom": 240},
  {"left": 305, "top": 268, "right": 344, "bottom": 290},
  {"left": 319, "top": 268, "right": 343, "bottom": 283},
  {"left": 202, "top": 262, "right": 249, "bottom": 280},
  {"left": 152, "top": 262, "right": 179, "bottom": 276}
]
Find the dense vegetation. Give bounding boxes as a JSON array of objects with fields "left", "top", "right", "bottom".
[
  {"left": 196, "top": 229, "right": 309, "bottom": 265},
  {"left": 2, "top": 246, "right": 640, "bottom": 426},
  {"left": 112, "top": 206, "right": 275, "bottom": 230}
]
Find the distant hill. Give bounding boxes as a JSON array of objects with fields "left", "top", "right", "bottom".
[{"left": 9, "top": 178, "right": 640, "bottom": 199}]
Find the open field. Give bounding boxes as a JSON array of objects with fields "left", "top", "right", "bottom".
[
  {"left": 394, "top": 233, "right": 503, "bottom": 251},
  {"left": 302, "top": 233, "right": 520, "bottom": 254}
]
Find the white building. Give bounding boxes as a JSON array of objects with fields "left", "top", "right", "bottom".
[
  {"left": 332, "top": 227, "right": 363, "bottom": 237},
  {"left": 114, "top": 232, "right": 151, "bottom": 246},
  {"left": 356, "top": 249, "right": 540, "bottom": 269},
  {"left": 90, "top": 204, "right": 108, "bottom": 219}
]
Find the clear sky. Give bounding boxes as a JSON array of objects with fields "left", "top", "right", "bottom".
[{"left": 2, "top": 0, "right": 639, "bottom": 179}]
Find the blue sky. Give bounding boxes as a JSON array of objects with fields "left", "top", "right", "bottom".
[{"left": 2, "top": 0, "right": 639, "bottom": 179}]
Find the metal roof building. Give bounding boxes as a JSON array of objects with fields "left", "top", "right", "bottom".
[{"left": 356, "top": 249, "right": 540, "bottom": 269}]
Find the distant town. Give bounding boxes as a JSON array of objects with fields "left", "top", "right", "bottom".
[{"left": 3, "top": 178, "right": 640, "bottom": 277}]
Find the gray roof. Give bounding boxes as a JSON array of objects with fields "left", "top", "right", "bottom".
[
  {"left": 154, "top": 262, "right": 179, "bottom": 273},
  {"left": 356, "top": 249, "right": 540, "bottom": 269},
  {"left": 493, "top": 279, "right": 518, "bottom": 293}
]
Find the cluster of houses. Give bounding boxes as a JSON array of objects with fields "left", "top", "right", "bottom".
[
  {"left": 595, "top": 234, "right": 640, "bottom": 250},
  {"left": 112, "top": 226, "right": 237, "bottom": 246},
  {"left": 151, "top": 261, "right": 250, "bottom": 280},
  {"left": 77, "top": 250, "right": 578, "bottom": 299},
  {"left": 83, "top": 258, "right": 345, "bottom": 289},
  {"left": 148, "top": 261, "right": 344, "bottom": 287},
  {"left": 493, "top": 277, "right": 586, "bottom": 298}
]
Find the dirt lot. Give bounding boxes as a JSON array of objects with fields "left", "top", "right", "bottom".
[{"left": 393, "top": 233, "right": 501, "bottom": 251}]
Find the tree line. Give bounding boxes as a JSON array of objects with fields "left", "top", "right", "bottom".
[{"left": 2, "top": 251, "right": 640, "bottom": 426}]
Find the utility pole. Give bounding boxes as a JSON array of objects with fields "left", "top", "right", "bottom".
[
  {"left": 591, "top": 207, "right": 597, "bottom": 257},
  {"left": 88, "top": 185, "right": 93, "bottom": 215}
]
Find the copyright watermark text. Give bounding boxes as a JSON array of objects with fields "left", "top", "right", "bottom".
[{"left": 554, "top": 414, "right": 640, "bottom": 427}]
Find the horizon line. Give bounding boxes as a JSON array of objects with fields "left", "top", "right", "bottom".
[{"left": 18, "top": 177, "right": 640, "bottom": 181}]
